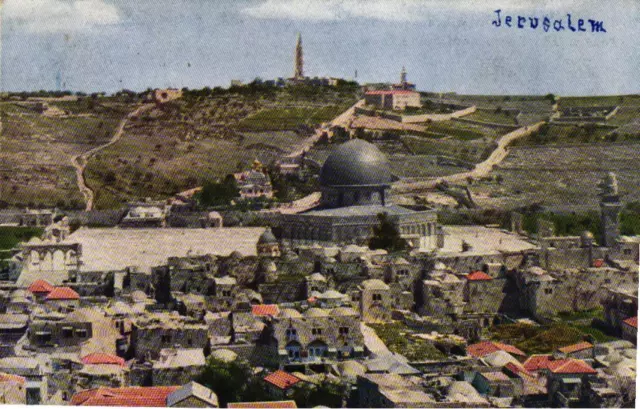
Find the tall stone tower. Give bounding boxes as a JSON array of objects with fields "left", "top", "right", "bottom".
[
  {"left": 400, "top": 66, "right": 407, "bottom": 84},
  {"left": 599, "top": 172, "right": 622, "bottom": 247},
  {"left": 294, "top": 33, "right": 304, "bottom": 79}
]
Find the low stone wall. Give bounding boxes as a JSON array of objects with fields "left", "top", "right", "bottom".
[
  {"left": 354, "top": 105, "right": 476, "bottom": 123},
  {"left": 454, "top": 117, "right": 519, "bottom": 131}
]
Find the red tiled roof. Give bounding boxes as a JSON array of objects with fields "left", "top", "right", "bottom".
[
  {"left": 365, "top": 90, "right": 417, "bottom": 95},
  {"left": 524, "top": 355, "right": 553, "bottom": 372},
  {"left": 228, "top": 401, "right": 298, "bottom": 409},
  {"left": 504, "top": 362, "right": 532, "bottom": 377},
  {"left": 263, "top": 370, "right": 301, "bottom": 390},
  {"left": 558, "top": 341, "right": 593, "bottom": 354},
  {"left": 623, "top": 316, "right": 638, "bottom": 329},
  {"left": 46, "top": 286, "right": 80, "bottom": 300},
  {"left": 82, "top": 353, "right": 125, "bottom": 367},
  {"left": 0, "top": 373, "right": 26, "bottom": 384},
  {"left": 71, "top": 386, "right": 179, "bottom": 407},
  {"left": 547, "top": 359, "right": 597, "bottom": 375},
  {"left": 467, "top": 341, "right": 525, "bottom": 358},
  {"left": 592, "top": 259, "right": 605, "bottom": 268},
  {"left": 28, "top": 279, "right": 54, "bottom": 294},
  {"left": 252, "top": 304, "right": 280, "bottom": 317},
  {"left": 466, "top": 271, "right": 493, "bottom": 281},
  {"left": 523, "top": 355, "right": 596, "bottom": 374}
]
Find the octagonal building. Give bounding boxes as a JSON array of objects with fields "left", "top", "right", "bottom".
[{"left": 278, "top": 139, "right": 438, "bottom": 250}]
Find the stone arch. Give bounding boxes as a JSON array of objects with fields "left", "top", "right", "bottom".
[
  {"left": 308, "top": 339, "right": 329, "bottom": 358},
  {"left": 30, "top": 250, "right": 41, "bottom": 266},
  {"left": 41, "top": 251, "right": 53, "bottom": 272},
  {"left": 52, "top": 249, "right": 65, "bottom": 271},
  {"left": 285, "top": 340, "right": 302, "bottom": 359}
]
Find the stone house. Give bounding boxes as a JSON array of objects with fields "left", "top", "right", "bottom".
[
  {"left": 43, "top": 287, "right": 80, "bottom": 313},
  {"left": 130, "top": 348, "right": 205, "bottom": 387},
  {"left": 71, "top": 382, "right": 218, "bottom": 407},
  {"left": 543, "top": 359, "right": 598, "bottom": 407},
  {"left": 555, "top": 342, "right": 594, "bottom": 360},
  {"left": 0, "top": 372, "right": 26, "bottom": 404},
  {"left": 359, "top": 279, "right": 392, "bottom": 323},
  {"left": 364, "top": 90, "right": 421, "bottom": 110},
  {"left": 0, "top": 314, "right": 29, "bottom": 351},
  {"left": 29, "top": 311, "right": 92, "bottom": 348},
  {"left": 212, "top": 276, "right": 237, "bottom": 310},
  {"left": 6, "top": 290, "right": 34, "bottom": 315},
  {"left": 516, "top": 265, "right": 637, "bottom": 320},
  {"left": 270, "top": 307, "right": 365, "bottom": 370},
  {"left": 263, "top": 370, "right": 302, "bottom": 400},
  {"left": 151, "top": 255, "right": 218, "bottom": 300},
  {"left": 471, "top": 370, "right": 516, "bottom": 398},
  {"left": 420, "top": 272, "right": 465, "bottom": 318},
  {"left": 620, "top": 316, "right": 637, "bottom": 344},
  {"left": 151, "top": 88, "right": 183, "bottom": 104},
  {"left": 463, "top": 271, "right": 506, "bottom": 315},
  {"left": 129, "top": 313, "right": 209, "bottom": 360},
  {"left": 384, "top": 257, "right": 420, "bottom": 291},
  {"left": 305, "top": 273, "right": 328, "bottom": 297},
  {"left": 0, "top": 357, "right": 46, "bottom": 404},
  {"left": 165, "top": 381, "right": 219, "bottom": 408},
  {"left": 602, "top": 287, "right": 638, "bottom": 335},
  {"left": 356, "top": 373, "right": 435, "bottom": 408},
  {"left": 27, "top": 280, "right": 55, "bottom": 302},
  {"left": 119, "top": 203, "right": 167, "bottom": 228}
]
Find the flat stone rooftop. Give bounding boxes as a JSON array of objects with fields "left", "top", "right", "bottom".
[
  {"left": 436, "top": 225, "right": 538, "bottom": 255},
  {"left": 64, "top": 227, "right": 266, "bottom": 272}
]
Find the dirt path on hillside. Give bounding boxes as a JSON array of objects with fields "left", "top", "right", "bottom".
[
  {"left": 392, "top": 121, "right": 546, "bottom": 194},
  {"left": 71, "top": 104, "right": 154, "bottom": 211},
  {"left": 285, "top": 99, "right": 365, "bottom": 158}
]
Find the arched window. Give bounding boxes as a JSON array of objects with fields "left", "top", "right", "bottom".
[
  {"left": 308, "top": 340, "right": 328, "bottom": 358},
  {"left": 285, "top": 340, "right": 302, "bottom": 359}
]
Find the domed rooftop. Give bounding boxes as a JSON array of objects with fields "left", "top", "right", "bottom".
[
  {"left": 319, "top": 139, "right": 393, "bottom": 187},
  {"left": 278, "top": 308, "right": 302, "bottom": 319},
  {"left": 304, "top": 308, "right": 329, "bottom": 318},
  {"left": 332, "top": 307, "right": 358, "bottom": 316},
  {"left": 258, "top": 228, "right": 278, "bottom": 245},
  {"left": 318, "top": 290, "right": 346, "bottom": 300},
  {"left": 211, "top": 349, "right": 238, "bottom": 363}
]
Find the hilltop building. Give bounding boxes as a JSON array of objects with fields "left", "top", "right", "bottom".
[
  {"left": 364, "top": 90, "right": 421, "bottom": 111},
  {"left": 391, "top": 66, "right": 417, "bottom": 91},
  {"left": 294, "top": 33, "right": 304, "bottom": 80}
]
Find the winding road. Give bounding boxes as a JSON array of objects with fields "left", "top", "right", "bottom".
[
  {"left": 72, "top": 104, "right": 154, "bottom": 211},
  {"left": 392, "top": 121, "right": 546, "bottom": 194},
  {"left": 285, "top": 99, "right": 365, "bottom": 159}
]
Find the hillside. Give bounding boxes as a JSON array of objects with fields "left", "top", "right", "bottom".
[{"left": 84, "top": 86, "right": 358, "bottom": 209}]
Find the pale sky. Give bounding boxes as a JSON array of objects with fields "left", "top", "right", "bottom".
[{"left": 1, "top": 0, "right": 638, "bottom": 95}]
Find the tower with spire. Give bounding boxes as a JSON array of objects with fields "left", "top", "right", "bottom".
[
  {"left": 599, "top": 172, "right": 622, "bottom": 247},
  {"left": 392, "top": 66, "right": 416, "bottom": 91},
  {"left": 294, "top": 33, "right": 304, "bottom": 80}
]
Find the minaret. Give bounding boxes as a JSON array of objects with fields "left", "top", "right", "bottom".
[
  {"left": 400, "top": 66, "right": 407, "bottom": 84},
  {"left": 599, "top": 172, "right": 622, "bottom": 247},
  {"left": 294, "top": 33, "right": 304, "bottom": 79}
]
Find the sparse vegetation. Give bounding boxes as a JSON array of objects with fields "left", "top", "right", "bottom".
[
  {"left": 237, "top": 105, "right": 351, "bottom": 131},
  {"left": 370, "top": 321, "right": 445, "bottom": 361},
  {"left": 0, "top": 226, "right": 43, "bottom": 260},
  {"left": 369, "top": 213, "right": 408, "bottom": 253}
]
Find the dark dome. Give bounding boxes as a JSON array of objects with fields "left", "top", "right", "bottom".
[{"left": 319, "top": 139, "right": 393, "bottom": 187}]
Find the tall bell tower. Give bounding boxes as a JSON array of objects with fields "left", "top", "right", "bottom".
[
  {"left": 599, "top": 172, "right": 622, "bottom": 247},
  {"left": 294, "top": 33, "right": 304, "bottom": 80}
]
